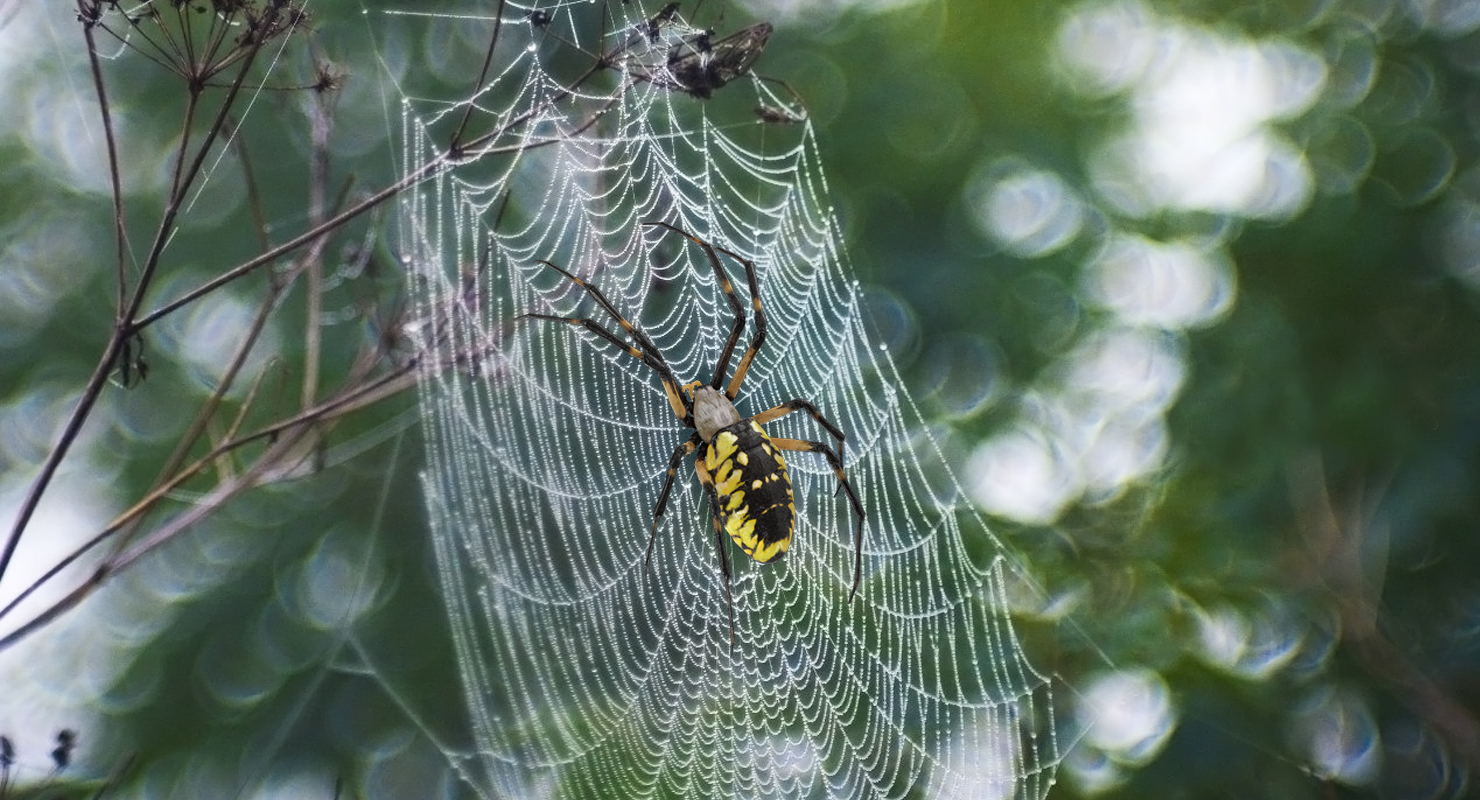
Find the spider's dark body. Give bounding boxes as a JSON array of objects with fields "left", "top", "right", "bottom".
[
  {"left": 518, "top": 222, "right": 865, "bottom": 650},
  {"left": 708, "top": 418, "right": 795, "bottom": 564}
]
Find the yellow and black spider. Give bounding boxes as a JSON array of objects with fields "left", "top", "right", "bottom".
[{"left": 518, "top": 221, "right": 865, "bottom": 649}]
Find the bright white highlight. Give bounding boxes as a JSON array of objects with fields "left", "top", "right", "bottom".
[
  {"left": 967, "top": 427, "right": 1077, "bottom": 525},
  {"left": 968, "top": 160, "right": 1086, "bottom": 258},
  {"left": 1078, "top": 669, "right": 1176, "bottom": 761},
  {"left": 1083, "top": 234, "right": 1235, "bottom": 329},
  {"left": 967, "top": 3, "right": 1317, "bottom": 525},
  {"left": 1292, "top": 687, "right": 1381, "bottom": 785},
  {"left": 969, "top": 328, "right": 1184, "bottom": 523},
  {"left": 1193, "top": 601, "right": 1304, "bottom": 680},
  {"left": 0, "top": 476, "right": 114, "bottom": 781},
  {"left": 1060, "top": 1, "right": 1325, "bottom": 219},
  {"left": 1063, "top": 668, "right": 1176, "bottom": 793}
]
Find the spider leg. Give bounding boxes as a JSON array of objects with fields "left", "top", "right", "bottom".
[
  {"left": 518, "top": 259, "right": 692, "bottom": 426},
  {"left": 643, "top": 222, "right": 746, "bottom": 390},
  {"left": 751, "top": 399, "right": 848, "bottom": 495},
  {"left": 649, "top": 434, "right": 702, "bottom": 569},
  {"left": 712, "top": 511, "right": 736, "bottom": 653},
  {"left": 642, "top": 221, "right": 767, "bottom": 400},
  {"left": 755, "top": 74, "right": 810, "bottom": 115},
  {"left": 768, "top": 436, "right": 865, "bottom": 603},
  {"left": 694, "top": 442, "right": 736, "bottom": 652},
  {"left": 719, "top": 247, "right": 766, "bottom": 401}
]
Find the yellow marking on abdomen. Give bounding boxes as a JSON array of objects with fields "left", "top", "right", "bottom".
[{"left": 752, "top": 536, "right": 789, "bottom": 562}]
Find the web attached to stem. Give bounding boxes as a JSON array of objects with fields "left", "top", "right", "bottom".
[{"left": 397, "top": 2, "right": 1060, "bottom": 796}]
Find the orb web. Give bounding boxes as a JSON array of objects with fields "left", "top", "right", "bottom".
[{"left": 393, "top": 3, "right": 1061, "bottom": 796}]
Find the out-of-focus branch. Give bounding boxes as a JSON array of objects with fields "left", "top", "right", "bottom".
[
  {"left": 1288, "top": 453, "right": 1480, "bottom": 772},
  {"left": 0, "top": 0, "right": 665, "bottom": 655}
]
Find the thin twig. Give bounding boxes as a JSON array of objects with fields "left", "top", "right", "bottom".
[
  {"left": 302, "top": 71, "right": 337, "bottom": 409},
  {"left": 451, "top": 0, "right": 507, "bottom": 153},
  {"left": 2, "top": 0, "right": 659, "bottom": 647},
  {"left": 0, "top": 8, "right": 280, "bottom": 586},
  {"left": 77, "top": 2, "right": 128, "bottom": 322},
  {"left": 0, "top": 355, "right": 419, "bottom": 648}
]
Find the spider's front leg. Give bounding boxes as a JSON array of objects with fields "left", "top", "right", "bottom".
[{"left": 518, "top": 259, "right": 693, "bottom": 427}]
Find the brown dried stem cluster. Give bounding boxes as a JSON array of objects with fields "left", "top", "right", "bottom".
[{"left": 1, "top": 0, "right": 754, "bottom": 652}]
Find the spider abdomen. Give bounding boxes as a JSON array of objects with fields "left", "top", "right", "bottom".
[{"left": 705, "top": 420, "right": 795, "bottom": 564}]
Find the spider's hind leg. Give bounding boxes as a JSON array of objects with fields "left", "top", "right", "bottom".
[
  {"left": 751, "top": 398, "right": 849, "bottom": 489},
  {"left": 769, "top": 436, "right": 866, "bottom": 603},
  {"left": 649, "top": 434, "right": 702, "bottom": 569},
  {"left": 693, "top": 441, "right": 737, "bottom": 652}
]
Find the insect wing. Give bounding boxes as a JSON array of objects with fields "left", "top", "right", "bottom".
[
  {"left": 664, "top": 21, "right": 773, "bottom": 97},
  {"left": 707, "top": 22, "right": 772, "bottom": 84}
]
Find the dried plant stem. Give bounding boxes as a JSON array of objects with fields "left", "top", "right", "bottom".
[{"left": 0, "top": 0, "right": 645, "bottom": 654}]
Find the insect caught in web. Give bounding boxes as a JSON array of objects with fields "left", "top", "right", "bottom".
[
  {"left": 517, "top": 222, "right": 866, "bottom": 650},
  {"left": 754, "top": 103, "right": 806, "bottom": 125},
  {"left": 557, "top": 4, "right": 803, "bottom": 107},
  {"left": 657, "top": 21, "right": 773, "bottom": 98},
  {"left": 650, "top": 17, "right": 811, "bottom": 113}
]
